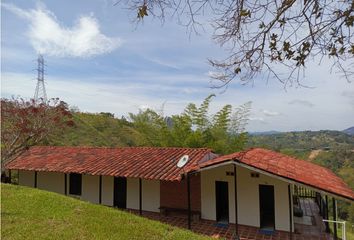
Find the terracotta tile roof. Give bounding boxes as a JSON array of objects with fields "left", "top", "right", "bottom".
[
  {"left": 6, "top": 146, "right": 213, "bottom": 181},
  {"left": 199, "top": 148, "right": 354, "bottom": 201}
]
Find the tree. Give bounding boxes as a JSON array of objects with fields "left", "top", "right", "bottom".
[
  {"left": 1, "top": 98, "right": 74, "bottom": 170},
  {"left": 128, "top": 109, "right": 171, "bottom": 146},
  {"left": 117, "top": 0, "right": 354, "bottom": 87},
  {"left": 128, "top": 95, "right": 251, "bottom": 153}
]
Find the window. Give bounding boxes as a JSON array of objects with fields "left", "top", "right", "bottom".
[{"left": 69, "top": 173, "right": 82, "bottom": 195}]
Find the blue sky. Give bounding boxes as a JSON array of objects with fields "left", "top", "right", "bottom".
[{"left": 1, "top": 0, "right": 354, "bottom": 132}]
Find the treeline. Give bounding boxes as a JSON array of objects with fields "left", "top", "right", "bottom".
[
  {"left": 247, "top": 130, "right": 354, "bottom": 151},
  {"left": 47, "top": 95, "right": 252, "bottom": 154}
]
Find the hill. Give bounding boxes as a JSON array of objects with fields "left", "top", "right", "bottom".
[
  {"left": 343, "top": 126, "right": 354, "bottom": 135},
  {"left": 249, "top": 131, "right": 281, "bottom": 136},
  {"left": 1, "top": 184, "right": 210, "bottom": 240},
  {"left": 46, "top": 112, "right": 139, "bottom": 147},
  {"left": 247, "top": 130, "right": 354, "bottom": 151},
  {"left": 46, "top": 112, "right": 354, "bottom": 155}
]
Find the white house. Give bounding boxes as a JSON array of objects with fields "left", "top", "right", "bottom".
[{"left": 5, "top": 146, "right": 354, "bottom": 238}]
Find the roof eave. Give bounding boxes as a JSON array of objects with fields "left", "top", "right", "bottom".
[{"left": 197, "top": 158, "right": 354, "bottom": 203}]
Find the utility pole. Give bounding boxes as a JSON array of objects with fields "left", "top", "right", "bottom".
[{"left": 34, "top": 54, "right": 47, "bottom": 102}]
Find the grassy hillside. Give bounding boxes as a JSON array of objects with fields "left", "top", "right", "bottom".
[
  {"left": 46, "top": 112, "right": 138, "bottom": 147},
  {"left": 1, "top": 184, "right": 210, "bottom": 240},
  {"left": 248, "top": 130, "right": 354, "bottom": 151}
]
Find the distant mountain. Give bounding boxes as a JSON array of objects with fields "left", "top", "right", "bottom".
[
  {"left": 249, "top": 131, "right": 281, "bottom": 136},
  {"left": 343, "top": 126, "right": 354, "bottom": 135},
  {"left": 247, "top": 130, "right": 354, "bottom": 150}
]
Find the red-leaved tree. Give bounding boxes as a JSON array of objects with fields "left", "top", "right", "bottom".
[{"left": 1, "top": 98, "right": 74, "bottom": 171}]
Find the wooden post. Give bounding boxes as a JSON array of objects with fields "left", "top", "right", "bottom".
[
  {"left": 139, "top": 178, "right": 142, "bottom": 215},
  {"left": 233, "top": 165, "right": 239, "bottom": 239},
  {"left": 8, "top": 170, "right": 11, "bottom": 184},
  {"left": 187, "top": 174, "right": 191, "bottom": 230},
  {"left": 34, "top": 171, "right": 37, "bottom": 188},
  {"left": 333, "top": 198, "right": 337, "bottom": 240},
  {"left": 288, "top": 185, "right": 293, "bottom": 240},
  {"left": 64, "top": 174, "right": 67, "bottom": 195},
  {"left": 325, "top": 196, "right": 330, "bottom": 232},
  {"left": 99, "top": 175, "right": 102, "bottom": 204}
]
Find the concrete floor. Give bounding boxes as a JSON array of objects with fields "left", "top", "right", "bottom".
[{"left": 126, "top": 198, "right": 332, "bottom": 240}]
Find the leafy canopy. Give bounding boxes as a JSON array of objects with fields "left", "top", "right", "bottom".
[
  {"left": 128, "top": 94, "right": 252, "bottom": 153},
  {"left": 1, "top": 98, "right": 73, "bottom": 168}
]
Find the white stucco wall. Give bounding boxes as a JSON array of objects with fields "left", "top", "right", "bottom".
[
  {"left": 102, "top": 176, "right": 114, "bottom": 206},
  {"left": 126, "top": 178, "right": 160, "bottom": 212},
  {"left": 142, "top": 179, "right": 160, "bottom": 212},
  {"left": 201, "top": 165, "right": 236, "bottom": 223},
  {"left": 16, "top": 171, "right": 160, "bottom": 213},
  {"left": 18, "top": 170, "right": 35, "bottom": 187},
  {"left": 37, "top": 171, "right": 65, "bottom": 194},
  {"left": 82, "top": 174, "right": 99, "bottom": 204},
  {"left": 201, "top": 164, "right": 292, "bottom": 232},
  {"left": 127, "top": 178, "right": 139, "bottom": 209}
]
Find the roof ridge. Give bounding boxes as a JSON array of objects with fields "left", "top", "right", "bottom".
[{"left": 30, "top": 145, "right": 212, "bottom": 151}]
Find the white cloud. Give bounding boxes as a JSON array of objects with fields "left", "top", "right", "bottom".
[
  {"left": 342, "top": 90, "right": 354, "bottom": 98},
  {"left": 341, "top": 90, "right": 354, "bottom": 109},
  {"left": 2, "top": 3, "right": 121, "bottom": 58},
  {"left": 0, "top": 71, "right": 206, "bottom": 117},
  {"left": 288, "top": 99, "right": 315, "bottom": 108},
  {"left": 138, "top": 105, "right": 151, "bottom": 111},
  {"left": 207, "top": 71, "right": 224, "bottom": 79},
  {"left": 249, "top": 117, "right": 266, "bottom": 122},
  {"left": 261, "top": 109, "right": 280, "bottom": 117}
]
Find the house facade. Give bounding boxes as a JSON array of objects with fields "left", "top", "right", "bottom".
[{"left": 6, "top": 146, "right": 354, "bottom": 235}]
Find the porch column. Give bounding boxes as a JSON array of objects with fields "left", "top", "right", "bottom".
[
  {"left": 34, "top": 171, "right": 37, "bottom": 188},
  {"left": 288, "top": 185, "right": 293, "bottom": 240},
  {"left": 64, "top": 173, "right": 67, "bottom": 195},
  {"left": 139, "top": 178, "right": 142, "bottom": 215},
  {"left": 233, "top": 164, "right": 239, "bottom": 240},
  {"left": 319, "top": 193, "right": 322, "bottom": 216},
  {"left": 187, "top": 173, "right": 191, "bottom": 230},
  {"left": 8, "top": 170, "right": 11, "bottom": 184},
  {"left": 325, "top": 196, "right": 330, "bottom": 232},
  {"left": 99, "top": 175, "right": 102, "bottom": 204},
  {"left": 332, "top": 198, "right": 337, "bottom": 240}
]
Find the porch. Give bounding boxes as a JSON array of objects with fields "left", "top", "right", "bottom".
[{"left": 126, "top": 197, "right": 332, "bottom": 240}]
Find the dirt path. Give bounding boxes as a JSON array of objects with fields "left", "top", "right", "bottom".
[{"left": 308, "top": 150, "right": 322, "bottom": 161}]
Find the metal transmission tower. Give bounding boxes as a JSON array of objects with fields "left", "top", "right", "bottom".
[{"left": 34, "top": 54, "right": 47, "bottom": 102}]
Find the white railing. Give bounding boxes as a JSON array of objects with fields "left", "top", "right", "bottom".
[{"left": 322, "top": 219, "right": 346, "bottom": 240}]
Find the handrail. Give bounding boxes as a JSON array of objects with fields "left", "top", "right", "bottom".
[{"left": 322, "top": 219, "right": 346, "bottom": 240}]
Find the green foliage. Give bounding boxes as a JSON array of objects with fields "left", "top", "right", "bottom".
[
  {"left": 313, "top": 150, "right": 354, "bottom": 173},
  {"left": 127, "top": 95, "right": 251, "bottom": 154},
  {"left": 128, "top": 109, "right": 169, "bottom": 146},
  {"left": 312, "top": 150, "right": 354, "bottom": 228},
  {"left": 248, "top": 130, "right": 354, "bottom": 151},
  {"left": 46, "top": 96, "right": 251, "bottom": 154},
  {"left": 278, "top": 148, "right": 310, "bottom": 160},
  {"left": 1, "top": 184, "right": 211, "bottom": 240},
  {"left": 47, "top": 112, "right": 132, "bottom": 147}
]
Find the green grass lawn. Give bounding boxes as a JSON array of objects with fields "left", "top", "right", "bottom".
[{"left": 1, "top": 184, "right": 212, "bottom": 240}]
